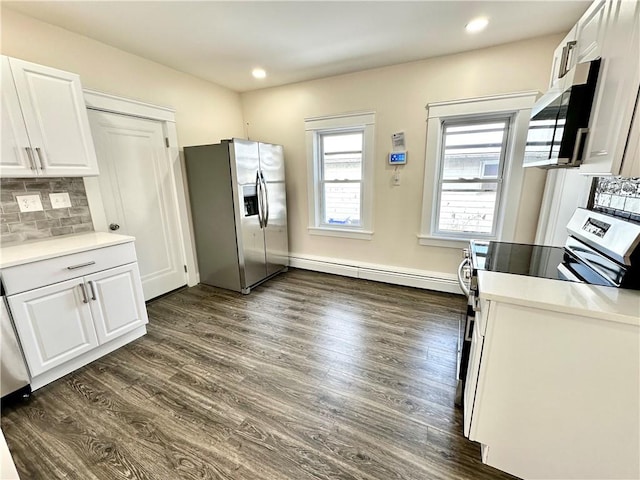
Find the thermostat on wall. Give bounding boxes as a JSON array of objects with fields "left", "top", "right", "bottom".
[{"left": 389, "top": 151, "right": 407, "bottom": 165}]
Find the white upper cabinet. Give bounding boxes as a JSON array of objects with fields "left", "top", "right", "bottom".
[
  {"left": 0, "top": 56, "right": 99, "bottom": 177},
  {"left": 1, "top": 57, "right": 35, "bottom": 176},
  {"left": 574, "top": 0, "right": 608, "bottom": 64},
  {"left": 549, "top": 27, "right": 577, "bottom": 89},
  {"left": 579, "top": 0, "right": 640, "bottom": 175}
]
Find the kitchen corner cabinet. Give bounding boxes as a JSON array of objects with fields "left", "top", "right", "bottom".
[
  {"left": 465, "top": 298, "right": 640, "bottom": 480},
  {"left": 3, "top": 240, "right": 147, "bottom": 390},
  {"left": 0, "top": 55, "right": 99, "bottom": 178}
]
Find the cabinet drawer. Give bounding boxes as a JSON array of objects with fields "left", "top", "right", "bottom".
[{"left": 2, "top": 242, "right": 136, "bottom": 295}]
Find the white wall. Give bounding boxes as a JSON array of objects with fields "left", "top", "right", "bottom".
[
  {"left": 0, "top": 8, "right": 245, "bottom": 146},
  {"left": 1, "top": 6, "right": 560, "bottom": 280},
  {"left": 240, "top": 35, "right": 559, "bottom": 275}
]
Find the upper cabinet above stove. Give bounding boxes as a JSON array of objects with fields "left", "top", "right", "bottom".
[
  {"left": 0, "top": 56, "right": 99, "bottom": 178},
  {"left": 548, "top": 0, "right": 607, "bottom": 91},
  {"left": 578, "top": 0, "right": 639, "bottom": 176},
  {"left": 540, "top": 0, "right": 639, "bottom": 176}
]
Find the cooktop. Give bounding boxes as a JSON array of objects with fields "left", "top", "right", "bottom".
[{"left": 471, "top": 241, "right": 568, "bottom": 281}]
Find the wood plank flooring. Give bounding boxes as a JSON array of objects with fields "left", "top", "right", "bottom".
[{"left": 1, "top": 268, "right": 519, "bottom": 480}]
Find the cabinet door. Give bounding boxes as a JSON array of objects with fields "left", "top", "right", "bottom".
[
  {"left": 8, "top": 57, "right": 99, "bottom": 177},
  {"left": 575, "top": 0, "right": 608, "bottom": 63},
  {"left": 7, "top": 279, "right": 98, "bottom": 377},
  {"left": 549, "top": 27, "right": 577, "bottom": 89},
  {"left": 86, "top": 263, "right": 148, "bottom": 345},
  {"left": 620, "top": 90, "right": 640, "bottom": 177},
  {"left": 580, "top": 0, "right": 640, "bottom": 174},
  {"left": 0, "top": 56, "right": 36, "bottom": 177}
]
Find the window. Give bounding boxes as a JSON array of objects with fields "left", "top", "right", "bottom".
[
  {"left": 419, "top": 92, "right": 538, "bottom": 247},
  {"left": 305, "top": 112, "right": 375, "bottom": 240},
  {"left": 434, "top": 117, "right": 511, "bottom": 237},
  {"left": 320, "top": 131, "right": 363, "bottom": 226}
]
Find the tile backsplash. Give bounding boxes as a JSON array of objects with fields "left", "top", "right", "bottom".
[
  {"left": 592, "top": 177, "right": 640, "bottom": 222},
  {"left": 1, "top": 177, "right": 93, "bottom": 245}
]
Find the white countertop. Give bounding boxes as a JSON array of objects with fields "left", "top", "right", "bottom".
[
  {"left": 478, "top": 270, "right": 640, "bottom": 326},
  {"left": 0, "top": 232, "right": 135, "bottom": 269}
]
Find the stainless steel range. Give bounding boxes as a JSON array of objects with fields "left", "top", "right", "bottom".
[{"left": 455, "top": 208, "right": 640, "bottom": 405}]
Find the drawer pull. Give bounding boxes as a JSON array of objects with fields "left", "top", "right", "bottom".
[
  {"left": 79, "top": 283, "right": 89, "bottom": 304},
  {"left": 67, "top": 261, "right": 96, "bottom": 270},
  {"left": 88, "top": 281, "right": 97, "bottom": 301}
]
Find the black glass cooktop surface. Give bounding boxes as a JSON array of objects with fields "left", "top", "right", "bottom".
[{"left": 471, "top": 241, "right": 568, "bottom": 280}]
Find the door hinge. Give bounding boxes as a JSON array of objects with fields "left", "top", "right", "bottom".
[
  {"left": 165, "top": 137, "right": 170, "bottom": 148},
  {"left": 184, "top": 265, "right": 188, "bottom": 273}
]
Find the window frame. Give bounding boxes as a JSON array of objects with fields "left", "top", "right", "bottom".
[
  {"left": 305, "top": 111, "right": 375, "bottom": 240},
  {"left": 432, "top": 114, "right": 513, "bottom": 239},
  {"left": 418, "top": 92, "right": 538, "bottom": 248},
  {"left": 318, "top": 129, "right": 364, "bottom": 229}
]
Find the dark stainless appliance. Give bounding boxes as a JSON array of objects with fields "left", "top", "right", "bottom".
[
  {"left": 184, "top": 139, "right": 288, "bottom": 294},
  {"left": 1, "top": 285, "right": 30, "bottom": 401},
  {"left": 456, "top": 207, "right": 640, "bottom": 406},
  {"left": 523, "top": 59, "right": 601, "bottom": 168}
]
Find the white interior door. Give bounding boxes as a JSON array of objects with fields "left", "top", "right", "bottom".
[{"left": 88, "top": 110, "right": 186, "bottom": 300}]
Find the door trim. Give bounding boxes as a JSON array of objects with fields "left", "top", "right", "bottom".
[{"left": 82, "top": 89, "right": 197, "bottom": 288}]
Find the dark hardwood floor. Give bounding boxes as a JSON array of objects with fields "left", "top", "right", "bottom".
[{"left": 1, "top": 268, "right": 519, "bottom": 480}]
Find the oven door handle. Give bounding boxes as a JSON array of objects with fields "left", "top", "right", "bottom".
[
  {"left": 457, "top": 258, "right": 471, "bottom": 298},
  {"left": 464, "top": 315, "right": 474, "bottom": 342}
]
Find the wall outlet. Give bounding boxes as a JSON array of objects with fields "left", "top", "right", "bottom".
[
  {"left": 49, "top": 192, "right": 72, "bottom": 209},
  {"left": 15, "top": 194, "right": 44, "bottom": 213}
]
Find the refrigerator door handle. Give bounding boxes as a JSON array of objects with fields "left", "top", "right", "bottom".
[
  {"left": 255, "top": 171, "right": 264, "bottom": 228},
  {"left": 260, "top": 171, "right": 270, "bottom": 227}
]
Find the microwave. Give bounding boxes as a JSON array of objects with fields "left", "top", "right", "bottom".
[{"left": 523, "top": 59, "right": 601, "bottom": 168}]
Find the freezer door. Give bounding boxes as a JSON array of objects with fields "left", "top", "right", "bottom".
[
  {"left": 259, "top": 141, "right": 285, "bottom": 182},
  {"left": 231, "top": 140, "right": 268, "bottom": 289},
  {"left": 232, "top": 139, "right": 261, "bottom": 185},
  {"left": 259, "top": 143, "right": 289, "bottom": 276}
]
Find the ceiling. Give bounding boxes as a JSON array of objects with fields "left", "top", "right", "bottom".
[{"left": 3, "top": 1, "right": 591, "bottom": 93}]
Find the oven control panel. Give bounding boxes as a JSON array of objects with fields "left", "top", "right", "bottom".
[{"left": 582, "top": 217, "right": 610, "bottom": 238}]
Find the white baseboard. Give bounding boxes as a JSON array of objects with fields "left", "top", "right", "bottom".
[{"left": 288, "top": 253, "right": 463, "bottom": 295}]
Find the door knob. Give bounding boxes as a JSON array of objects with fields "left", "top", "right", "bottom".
[{"left": 109, "top": 223, "right": 120, "bottom": 231}]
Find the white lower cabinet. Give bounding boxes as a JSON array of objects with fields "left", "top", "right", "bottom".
[
  {"left": 466, "top": 299, "right": 640, "bottom": 480},
  {"left": 3, "top": 240, "right": 148, "bottom": 390},
  {"left": 86, "top": 264, "right": 146, "bottom": 344},
  {"left": 8, "top": 279, "right": 98, "bottom": 377}
]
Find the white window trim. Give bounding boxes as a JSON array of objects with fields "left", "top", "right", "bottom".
[
  {"left": 305, "top": 111, "right": 375, "bottom": 240},
  {"left": 418, "top": 91, "right": 538, "bottom": 248}
]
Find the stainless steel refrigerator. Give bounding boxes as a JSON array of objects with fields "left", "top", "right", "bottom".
[{"left": 184, "top": 139, "right": 288, "bottom": 294}]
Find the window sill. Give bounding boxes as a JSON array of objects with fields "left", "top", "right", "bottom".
[
  {"left": 309, "top": 227, "right": 373, "bottom": 240},
  {"left": 417, "top": 234, "right": 491, "bottom": 249}
]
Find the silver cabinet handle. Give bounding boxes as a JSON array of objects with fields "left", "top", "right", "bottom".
[
  {"left": 67, "top": 261, "right": 96, "bottom": 270},
  {"left": 79, "top": 283, "right": 89, "bottom": 303},
  {"left": 109, "top": 223, "right": 120, "bottom": 231},
  {"left": 34, "top": 147, "right": 45, "bottom": 170},
  {"left": 559, "top": 40, "right": 577, "bottom": 79},
  {"left": 88, "top": 281, "right": 97, "bottom": 301},
  {"left": 570, "top": 128, "right": 589, "bottom": 165},
  {"left": 25, "top": 148, "right": 37, "bottom": 170}
]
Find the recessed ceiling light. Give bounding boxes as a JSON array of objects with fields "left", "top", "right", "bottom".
[
  {"left": 465, "top": 17, "right": 489, "bottom": 33},
  {"left": 252, "top": 68, "right": 266, "bottom": 79}
]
